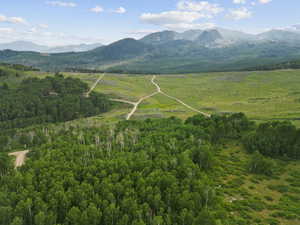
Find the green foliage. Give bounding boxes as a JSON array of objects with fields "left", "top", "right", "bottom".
[
  {"left": 1, "top": 113, "right": 300, "bottom": 224},
  {"left": 0, "top": 74, "right": 112, "bottom": 130},
  {"left": 0, "top": 114, "right": 255, "bottom": 225},
  {"left": 185, "top": 113, "right": 254, "bottom": 143},
  {"left": 243, "top": 121, "right": 300, "bottom": 159},
  {"left": 248, "top": 151, "right": 276, "bottom": 176}
]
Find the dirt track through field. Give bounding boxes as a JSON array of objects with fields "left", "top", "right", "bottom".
[
  {"left": 151, "top": 76, "right": 210, "bottom": 117},
  {"left": 110, "top": 77, "right": 159, "bottom": 120},
  {"left": 85, "top": 73, "right": 105, "bottom": 97},
  {"left": 95, "top": 74, "right": 210, "bottom": 119},
  {"left": 8, "top": 150, "right": 30, "bottom": 168}
]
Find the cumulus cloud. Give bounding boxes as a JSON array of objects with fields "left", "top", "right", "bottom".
[
  {"left": 140, "top": 1, "right": 223, "bottom": 31},
  {"left": 177, "top": 1, "right": 223, "bottom": 14},
  {"left": 0, "top": 27, "right": 14, "bottom": 33},
  {"left": 0, "top": 27, "right": 105, "bottom": 46},
  {"left": 258, "top": 0, "right": 272, "bottom": 4},
  {"left": 90, "top": 6, "right": 104, "bottom": 13},
  {"left": 141, "top": 11, "right": 209, "bottom": 25},
  {"left": 0, "top": 14, "right": 28, "bottom": 25},
  {"left": 164, "top": 22, "right": 216, "bottom": 30},
  {"left": 46, "top": 1, "right": 77, "bottom": 7},
  {"left": 113, "top": 7, "right": 126, "bottom": 14},
  {"left": 233, "top": 0, "right": 247, "bottom": 4},
  {"left": 228, "top": 7, "right": 252, "bottom": 20},
  {"left": 39, "top": 24, "right": 49, "bottom": 29}
]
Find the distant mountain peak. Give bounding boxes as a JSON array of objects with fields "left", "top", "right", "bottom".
[
  {"left": 140, "top": 31, "right": 178, "bottom": 45},
  {"left": 197, "top": 29, "right": 223, "bottom": 44}
]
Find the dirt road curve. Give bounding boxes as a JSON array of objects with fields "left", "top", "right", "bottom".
[
  {"left": 109, "top": 98, "right": 136, "bottom": 105},
  {"left": 152, "top": 75, "right": 210, "bottom": 117},
  {"left": 126, "top": 91, "right": 158, "bottom": 120},
  {"left": 8, "top": 150, "right": 30, "bottom": 168},
  {"left": 85, "top": 73, "right": 105, "bottom": 97}
]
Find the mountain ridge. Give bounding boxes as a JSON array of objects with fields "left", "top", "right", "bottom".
[
  {"left": 0, "top": 41, "right": 103, "bottom": 53},
  {"left": 1, "top": 27, "right": 300, "bottom": 73}
]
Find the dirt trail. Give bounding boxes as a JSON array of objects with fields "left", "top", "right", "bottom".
[
  {"left": 96, "top": 74, "right": 209, "bottom": 119},
  {"left": 152, "top": 75, "right": 210, "bottom": 117},
  {"left": 110, "top": 77, "right": 159, "bottom": 120},
  {"left": 125, "top": 91, "right": 158, "bottom": 120},
  {"left": 109, "top": 98, "right": 136, "bottom": 105},
  {"left": 85, "top": 73, "right": 105, "bottom": 97},
  {"left": 8, "top": 150, "right": 30, "bottom": 168}
]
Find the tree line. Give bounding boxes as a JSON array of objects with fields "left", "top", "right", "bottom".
[
  {"left": 0, "top": 74, "right": 113, "bottom": 130},
  {"left": 0, "top": 113, "right": 259, "bottom": 225}
]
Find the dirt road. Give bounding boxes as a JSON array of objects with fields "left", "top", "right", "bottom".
[
  {"left": 125, "top": 91, "right": 158, "bottom": 120},
  {"left": 8, "top": 150, "right": 30, "bottom": 168},
  {"left": 85, "top": 73, "right": 105, "bottom": 97},
  {"left": 152, "top": 75, "right": 210, "bottom": 117},
  {"left": 101, "top": 74, "right": 210, "bottom": 119}
]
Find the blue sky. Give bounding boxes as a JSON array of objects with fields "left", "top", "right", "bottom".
[{"left": 0, "top": 0, "right": 299, "bottom": 46}]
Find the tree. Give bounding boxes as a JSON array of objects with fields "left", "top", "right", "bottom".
[
  {"left": 9, "top": 217, "right": 23, "bottom": 225},
  {"left": 34, "top": 212, "right": 46, "bottom": 225},
  {"left": 66, "top": 207, "right": 81, "bottom": 225},
  {"left": 248, "top": 151, "right": 276, "bottom": 176},
  {"left": 191, "top": 145, "right": 213, "bottom": 170}
]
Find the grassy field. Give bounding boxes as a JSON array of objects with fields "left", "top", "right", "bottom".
[
  {"left": 217, "top": 144, "right": 300, "bottom": 225},
  {"left": 56, "top": 70, "right": 300, "bottom": 126},
  {"left": 156, "top": 70, "right": 300, "bottom": 121}
]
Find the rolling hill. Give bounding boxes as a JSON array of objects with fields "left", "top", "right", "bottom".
[{"left": 1, "top": 28, "right": 300, "bottom": 73}]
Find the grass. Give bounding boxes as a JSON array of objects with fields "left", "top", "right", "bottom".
[
  {"left": 216, "top": 144, "right": 300, "bottom": 225},
  {"left": 156, "top": 70, "right": 300, "bottom": 122},
  {"left": 58, "top": 70, "right": 300, "bottom": 126}
]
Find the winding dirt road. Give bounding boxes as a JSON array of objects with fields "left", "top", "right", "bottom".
[
  {"left": 8, "top": 150, "right": 29, "bottom": 168},
  {"left": 151, "top": 76, "right": 210, "bottom": 117},
  {"left": 125, "top": 91, "right": 158, "bottom": 120},
  {"left": 85, "top": 73, "right": 105, "bottom": 97},
  {"left": 110, "top": 77, "right": 159, "bottom": 120},
  {"left": 95, "top": 74, "right": 210, "bottom": 120}
]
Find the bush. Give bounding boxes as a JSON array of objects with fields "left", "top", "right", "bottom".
[{"left": 248, "top": 152, "right": 276, "bottom": 176}]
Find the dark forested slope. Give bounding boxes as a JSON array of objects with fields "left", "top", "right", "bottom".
[
  {"left": 1, "top": 113, "right": 299, "bottom": 224},
  {"left": 0, "top": 74, "right": 112, "bottom": 130}
]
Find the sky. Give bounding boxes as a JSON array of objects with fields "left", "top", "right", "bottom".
[{"left": 0, "top": 0, "right": 299, "bottom": 46}]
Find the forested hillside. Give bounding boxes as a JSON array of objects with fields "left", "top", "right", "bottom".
[
  {"left": 1, "top": 113, "right": 300, "bottom": 225},
  {"left": 0, "top": 73, "right": 113, "bottom": 130},
  {"left": 246, "top": 59, "right": 300, "bottom": 71}
]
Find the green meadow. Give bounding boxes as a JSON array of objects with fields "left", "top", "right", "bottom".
[{"left": 56, "top": 69, "right": 300, "bottom": 126}]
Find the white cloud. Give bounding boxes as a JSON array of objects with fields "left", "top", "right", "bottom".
[
  {"left": 90, "top": 6, "right": 104, "bottom": 13},
  {"left": 140, "top": 1, "right": 222, "bottom": 31},
  {"left": 258, "top": 0, "right": 272, "bottom": 4},
  {"left": 228, "top": 7, "right": 252, "bottom": 20},
  {"left": 46, "top": 1, "right": 77, "bottom": 7},
  {"left": 177, "top": 1, "right": 223, "bottom": 15},
  {"left": 0, "top": 28, "right": 105, "bottom": 46},
  {"left": 113, "top": 7, "right": 126, "bottom": 14},
  {"left": 233, "top": 0, "right": 247, "bottom": 4},
  {"left": 0, "top": 14, "right": 28, "bottom": 25},
  {"left": 164, "top": 22, "right": 216, "bottom": 30},
  {"left": 0, "top": 27, "right": 14, "bottom": 33},
  {"left": 39, "top": 24, "right": 49, "bottom": 29},
  {"left": 141, "top": 11, "right": 209, "bottom": 25}
]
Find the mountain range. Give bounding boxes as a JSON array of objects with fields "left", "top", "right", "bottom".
[
  {"left": 0, "top": 41, "right": 103, "bottom": 53},
  {"left": 1, "top": 27, "right": 300, "bottom": 73}
]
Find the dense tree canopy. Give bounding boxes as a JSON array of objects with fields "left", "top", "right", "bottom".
[
  {"left": 243, "top": 121, "right": 300, "bottom": 159},
  {"left": 0, "top": 74, "right": 113, "bottom": 130},
  {"left": 0, "top": 114, "right": 256, "bottom": 225}
]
